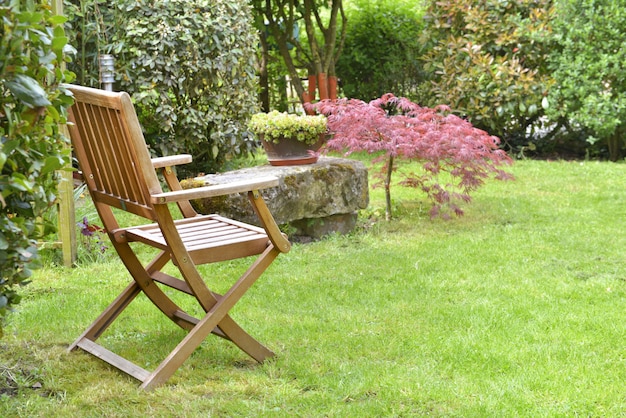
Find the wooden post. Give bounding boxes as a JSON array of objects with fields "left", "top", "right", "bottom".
[
  {"left": 53, "top": 0, "right": 77, "bottom": 267},
  {"left": 57, "top": 142, "right": 76, "bottom": 267}
]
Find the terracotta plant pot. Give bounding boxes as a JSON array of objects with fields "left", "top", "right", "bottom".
[
  {"left": 261, "top": 134, "right": 325, "bottom": 166},
  {"left": 249, "top": 111, "right": 328, "bottom": 166}
]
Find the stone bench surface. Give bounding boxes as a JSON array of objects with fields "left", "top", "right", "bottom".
[{"left": 186, "top": 157, "right": 369, "bottom": 238}]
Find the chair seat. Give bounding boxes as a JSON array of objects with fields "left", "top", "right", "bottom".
[{"left": 125, "top": 214, "right": 271, "bottom": 263}]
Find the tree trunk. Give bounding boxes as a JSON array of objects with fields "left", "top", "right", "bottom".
[
  {"left": 318, "top": 72, "right": 328, "bottom": 100},
  {"left": 302, "top": 0, "right": 344, "bottom": 103},
  {"left": 258, "top": 0, "right": 346, "bottom": 106},
  {"left": 607, "top": 128, "right": 624, "bottom": 162},
  {"left": 263, "top": 0, "right": 306, "bottom": 104},
  {"left": 385, "top": 155, "right": 394, "bottom": 220},
  {"left": 306, "top": 74, "right": 317, "bottom": 102},
  {"left": 328, "top": 75, "right": 338, "bottom": 99}
]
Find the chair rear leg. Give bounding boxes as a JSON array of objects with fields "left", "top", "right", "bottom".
[
  {"left": 114, "top": 241, "right": 198, "bottom": 331},
  {"left": 216, "top": 316, "right": 275, "bottom": 362}
]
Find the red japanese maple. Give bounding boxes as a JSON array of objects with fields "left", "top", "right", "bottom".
[{"left": 309, "top": 94, "right": 513, "bottom": 219}]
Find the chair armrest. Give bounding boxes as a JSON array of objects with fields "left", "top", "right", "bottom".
[
  {"left": 151, "top": 154, "right": 192, "bottom": 169},
  {"left": 151, "top": 176, "right": 279, "bottom": 204}
]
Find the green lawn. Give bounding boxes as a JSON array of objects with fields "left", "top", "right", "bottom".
[{"left": 1, "top": 159, "right": 625, "bottom": 417}]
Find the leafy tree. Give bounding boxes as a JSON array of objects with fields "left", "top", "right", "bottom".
[
  {"left": 337, "top": 0, "right": 424, "bottom": 101},
  {"left": 547, "top": 0, "right": 626, "bottom": 161},
  {"left": 420, "top": 0, "right": 555, "bottom": 151},
  {"left": 310, "top": 94, "right": 513, "bottom": 220},
  {"left": 250, "top": 0, "right": 347, "bottom": 105},
  {"left": 0, "top": 1, "right": 74, "bottom": 335},
  {"left": 118, "top": 0, "right": 259, "bottom": 174}
]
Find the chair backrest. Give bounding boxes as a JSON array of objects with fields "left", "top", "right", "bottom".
[{"left": 66, "top": 85, "right": 162, "bottom": 221}]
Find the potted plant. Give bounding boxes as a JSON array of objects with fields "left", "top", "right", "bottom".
[{"left": 248, "top": 110, "right": 328, "bottom": 166}]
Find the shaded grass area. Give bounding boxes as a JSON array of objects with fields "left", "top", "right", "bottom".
[{"left": 1, "top": 160, "right": 625, "bottom": 416}]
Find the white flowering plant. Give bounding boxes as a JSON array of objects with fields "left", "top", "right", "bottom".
[{"left": 248, "top": 111, "right": 328, "bottom": 145}]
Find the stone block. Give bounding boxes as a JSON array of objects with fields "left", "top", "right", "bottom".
[{"left": 184, "top": 157, "right": 369, "bottom": 239}]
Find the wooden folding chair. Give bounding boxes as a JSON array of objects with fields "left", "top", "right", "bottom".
[{"left": 64, "top": 84, "right": 291, "bottom": 390}]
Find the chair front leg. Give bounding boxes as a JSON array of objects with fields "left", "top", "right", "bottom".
[{"left": 140, "top": 245, "right": 280, "bottom": 390}]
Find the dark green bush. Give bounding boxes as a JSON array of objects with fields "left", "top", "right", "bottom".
[
  {"left": 0, "top": 1, "right": 74, "bottom": 335},
  {"left": 337, "top": 0, "right": 424, "bottom": 101}
]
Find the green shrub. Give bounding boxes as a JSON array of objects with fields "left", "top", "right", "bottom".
[
  {"left": 337, "top": 0, "right": 424, "bottom": 101},
  {"left": 420, "top": 0, "right": 555, "bottom": 151},
  {"left": 65, "top": 0, "right": 260, "bottom": 174},
  {"left": 0, "top": 1, "right": 74, "bottom": 335}
]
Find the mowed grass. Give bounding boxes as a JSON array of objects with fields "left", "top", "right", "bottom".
[{"left": 1, "top": 159, "right": 625, "bottom": 417}]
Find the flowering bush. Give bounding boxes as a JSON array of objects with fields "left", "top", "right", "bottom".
[
  {"left": 248, "top": 111, "right": 327, "bottom": 145},
  {"left": 310, "top": 94, "right": 513, "bottom": 219}
]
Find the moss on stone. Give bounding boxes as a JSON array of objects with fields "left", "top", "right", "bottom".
[
  {"left": 179, "top": 178, "right": 230, "bottom": 215},
  {"left": 282, "top": 174, "right": 299, "bottom": 188}
]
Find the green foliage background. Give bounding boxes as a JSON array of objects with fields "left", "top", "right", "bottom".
[
  {"left": 336, "top": 0, "right": 626, "bottom": 159},
  {"left": 62, "top": 0, "right": 626, "bottom": 161},
  {"left": 0, "top": 1, "right": 73, "bottom": 335}
]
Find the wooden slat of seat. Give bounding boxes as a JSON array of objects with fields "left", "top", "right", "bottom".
[
  {"left": 175, "top": 214, "right": 267, "bottom": 235},
  {"left": 184, "top": 230, "right": 260, "bottom": 246},
  {"left": 126, "top": 216, "right": 264, "bottom": 242},
  {"left": 186, "top": 232, "right": 267, "bottom": 252},
  {"left": 212, "top": 215, "right": 268, "bottom": 234},
  {"left": 125, "top": 215, "right": 270, "bottom": 258},
  {"left": 178, "top": 223, "right": 246, "bottom": 239},
  {"left": 177, "top": 223, "right": 261, "bottom": 240}
]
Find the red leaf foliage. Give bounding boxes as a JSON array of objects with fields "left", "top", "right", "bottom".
[{"left": 308, "top": 94, "right": 514, "bottom": 218}]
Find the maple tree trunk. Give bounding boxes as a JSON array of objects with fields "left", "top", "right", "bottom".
[
  {"left": 303, "top": 73, "right": 337, "bottom": 111},
  {"left": 385, "top": 155, "right": 394, "bottom": 220},
  {"left": 304, "top": 73, "right": 338, "bottom": 104}
]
